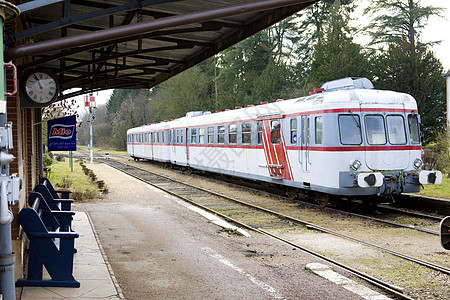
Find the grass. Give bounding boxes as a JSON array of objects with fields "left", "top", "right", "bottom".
[
  {"left": 46, "top": 156, "right": 100, "bottom": 200},
  {"left": 77, "top": 144, "right": 127, "bottom": 155},
  {"left": 419, "top": 176, "right": 450, "bottom": 199}
]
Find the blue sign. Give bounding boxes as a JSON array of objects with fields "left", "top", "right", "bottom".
[{"left": 47, "top": 115, "right": 77, "bottom": 151}]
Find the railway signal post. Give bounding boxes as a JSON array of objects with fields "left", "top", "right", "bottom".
[{"left": 85, "top": 95, "right": 96, "bottom": 164}]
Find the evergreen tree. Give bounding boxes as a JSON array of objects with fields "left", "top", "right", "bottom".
[
  {"left": 364, "top": 0, "right": 443, "bottom": 49},
  {"left": 294, "top": 0, "right": 355, "bottom": 80},
  {"left": 309, "top": 1, "right": 369, "bottom": 85}
]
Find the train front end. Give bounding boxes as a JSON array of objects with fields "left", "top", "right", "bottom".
[{"left": 328, "top": 78, "right": 442, "bottom": 197}]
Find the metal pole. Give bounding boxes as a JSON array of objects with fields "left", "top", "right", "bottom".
[
  {"left": 445, "top": 70, "right": 450, "bottom": 132},
  {"left": 0, "top": 2, "right": 20, "bottom": 300},
  {"left": 89, "top": 115, "right": 93, "bottom": 164},
  {"left": 4, "top": 0, "right": 315, "bottom": 61}
]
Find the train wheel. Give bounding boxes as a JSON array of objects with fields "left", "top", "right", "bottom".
[{"left": 285, "top": 187, "right": 298, "bottom": 200}]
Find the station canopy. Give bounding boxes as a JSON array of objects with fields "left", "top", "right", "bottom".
[{"left": 7, "top": 0, "right": 318, "bottom": 100}]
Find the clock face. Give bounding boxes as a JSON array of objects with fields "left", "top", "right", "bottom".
[{"left": 24, "top": 71, "right": 58, "bottom": 104}]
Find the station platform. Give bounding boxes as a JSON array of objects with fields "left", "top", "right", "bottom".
[{"left": 18, "top": 161, "right": 390, "bottom": 299}]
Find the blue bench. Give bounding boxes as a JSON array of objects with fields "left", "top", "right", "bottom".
[
  {"left": 27, "top": 192, "right": 75, "bottom": 232},
  {"left": 34, "top": 183, "right": 74, "bottom": 211},
  {"left": 16, "top": 195, "right": 80, "bottom": 288},
  {"left": 40, "top": 177, "right": 72, "bottom": 199}
]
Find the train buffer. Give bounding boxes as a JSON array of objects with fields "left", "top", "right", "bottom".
[{"left": 16, "top": 194, "right": 80, "bottom": 288}]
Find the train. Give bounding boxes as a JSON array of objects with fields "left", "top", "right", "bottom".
[{"left": 127, "top": 77, "right": 442, "bottom": 201}]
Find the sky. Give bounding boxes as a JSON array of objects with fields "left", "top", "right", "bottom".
[{"left": 74, "top": 0, "right": 450, "bottom": 112}]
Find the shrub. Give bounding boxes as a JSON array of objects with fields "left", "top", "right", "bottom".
[{"left": 43, "top": 152, "right": 54, "bottom": 167}]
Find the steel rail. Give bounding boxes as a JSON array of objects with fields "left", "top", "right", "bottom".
[
  {"left": 101, "top": 159, "right": 413, "bottom": 299},
  {"left": 114, "top": 152, "right": 443, "bottom": 237},
  {"left": 102, "top": 158, "right": 450, "bottom": 277},
  {"left": 296, "top": 200, "right": 440, "bottom": 236}
]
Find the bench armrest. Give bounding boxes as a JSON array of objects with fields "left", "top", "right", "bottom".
[
  {"left": 27, "top": 231, "right": 79, "bottom": 239},
  {"left": 50, "top": 199, "right": 74, "bottom": 203},
  {"left": 43, "top": 211, "right": 75, "bottom": 217}
]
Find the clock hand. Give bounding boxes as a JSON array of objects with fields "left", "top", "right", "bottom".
[{"left": 34, "top": 75, "right": 43, "bottom": 89}]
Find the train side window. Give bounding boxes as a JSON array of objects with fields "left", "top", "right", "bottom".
[
  {"left": 199, "top": 128, "right": 205, "bottom": 144},
  {"left": 315, "top": 116, "right": 323, "bottom": 144},
  {"left": 365, "top": 115, "right": 386, "bottom": 145},
  {"left": 338, "top": 115, "right": 361, "bottom": 145},
  {"left": 229, "top": 124, "right": 237, "bottom": 144},
  {"left": 207, "top": 127, "right": 214, "bottom": 144},
  {"left": 181, "top": 130, "right": 184, "bottom": 144},
  {"left": 387, "top": 115, "right": 406, "bottom": 145},
  {"left": 191, "top": 128, "right": 197, "bottom": 144},
  {"left": 290, "top": 118, "right": 297, "bottom": 144},
  {"left": 408, "top": 114, "right": 421, "bottom": 144},
  {"left": 218, "top": 126, "right": 225, "bottom": 144},
  {"left": 242, "top": 123, "right": 251, "bottom": 144},
  {"left": 257, "top": 121, "right": 262, "bottom": 145},
  {"left": 271, "top": 120, "right": 281, "bottom": 144}
]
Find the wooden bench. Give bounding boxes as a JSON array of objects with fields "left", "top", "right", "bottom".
[
  {"left": 40, "top": 177, "right": 72, "bottom": 199},
  {"left": 27, "top": 192, "right": 75, "bottom": 232},
  {"left": 16, "top": 195, "right": 80, "bottom": 287},
  {"left": 34, "top": 183, "right": 74, "bottom": 211}
]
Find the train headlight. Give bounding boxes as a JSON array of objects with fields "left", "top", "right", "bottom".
[
  {"left": 413, "top": 158, "right": 423, "bottom": 169},
  {"left": 351, "top": 159, "right": 362, "bottom": 171}
]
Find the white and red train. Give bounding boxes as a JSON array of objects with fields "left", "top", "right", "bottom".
[{"left": 127, "top": 77, "right": 442, "bottom": 198}]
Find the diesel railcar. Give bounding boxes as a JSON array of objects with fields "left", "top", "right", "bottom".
[{"left": 127, "top": 77, "right": 442, "bottom": 199}]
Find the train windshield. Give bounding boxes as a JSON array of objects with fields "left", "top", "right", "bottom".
[
  {"left": 408, "top": 114, "right": 421, "bottom": 144},
  {"left": 338, "top": 115, "right": 362, "bottom": 145},
  {"left": 386, "top": 115, "right": 406, "bottom": 145},
  {"left": 365, "top": 115, "right": 386, "bottom": 145}
]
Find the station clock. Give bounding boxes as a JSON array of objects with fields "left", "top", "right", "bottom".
[{"left": 21, "top": 71, "right": 59, "bottom": 106}]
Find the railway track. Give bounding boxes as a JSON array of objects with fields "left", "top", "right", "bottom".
[{"left": 92, "top": 157, "right": 450, "bottom": 299}]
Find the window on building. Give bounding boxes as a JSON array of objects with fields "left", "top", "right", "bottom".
[
  {"left": 315, "top": 116, "right": 323, "bottom": 144},
  {"left": 290, "top": 118, "right": 297, "bottom": 144},
  {"left": 218, "top": 126, "right": 225, "bottom": 144},
  {"left": 242, "top": 123, "right": 251, "bottom": 144},
  {"left": 338, "top": 115, "right": 362, "bottom": 145},
  {"left": 207, "top": 127, "right": 214, "bottom": 144}
]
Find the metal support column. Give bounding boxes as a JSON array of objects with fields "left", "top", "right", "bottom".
[{"left": 0, "top": 2, "right": 20, "bottom": 300}]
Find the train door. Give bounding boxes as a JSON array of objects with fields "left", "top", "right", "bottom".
[
  {"left": 300, "top": 115, "right": 310, "bottom": 173},
  {"left": 171, "top": 130, "right": 176, "bottom": 161},
  {"left": 150, "top": 132, "right": 154, "bottom": 160},
  {"left": 262, "top": 119, "right": 293, "bottom": 180},
  {"left": 185, "top": 128, "right": 189, "bottom": 165}
]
